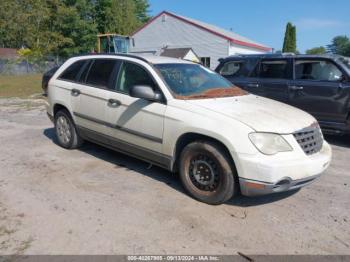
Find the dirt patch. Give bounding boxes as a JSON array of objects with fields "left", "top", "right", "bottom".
[{"left": 0, "top": 199, "right": 33, "bottom": 254}]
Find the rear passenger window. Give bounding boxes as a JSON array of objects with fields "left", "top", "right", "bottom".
[
  {"left": 78, "top": 60, "right": 92, "bottom": 83},
  {"left": 115, "top": 62, "right": 156, "bottom": 93},
  {"left": 220, "top": 61, "right": 243, "bottom": 76},
  {"left": 295, "top": 60, "right": 343, "bottom": 81},
  {"left": 86, "top": 59, "right": 116, "bottom": 88},
  {"left": 59, "top": 60, "right": 86, "bottom": 81},
  {"left": 260, "top": 60, "right": 288, "bottom": 79}
]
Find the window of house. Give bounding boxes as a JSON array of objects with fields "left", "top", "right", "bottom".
[
  {"left": 200, "top": 57, "right": 211, "bottom": 68},
  {"left": 220, "top": 61, "right": 243, "bottom": 76},
  {"left": 85, "top": 59, "right": 116, "bottom": 88},
  {"left": 59, "top": 60, "right": 86, "bottom": 82},
  {"left": 259, "top": 60, "right": 288, "bottom": 79},
  {"left": 295, "top": 60, "right": 343, "bottom": 81},
  {"left": 115, "top": 62, "right": 156, "bottom": 93}
]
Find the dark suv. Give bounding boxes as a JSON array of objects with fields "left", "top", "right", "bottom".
[{"left": 216, "top": 54, "right": 350, "bottom": 135}]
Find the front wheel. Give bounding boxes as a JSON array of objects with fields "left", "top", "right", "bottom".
[
  {"left": 54, "top": 110, "right": 83, "bottom": 149},
  {"left": 179, "top": 141, "right": 236, "bottom": 205}
]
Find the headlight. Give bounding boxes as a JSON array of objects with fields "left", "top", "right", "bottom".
[{"left": 249, "top": 133, "right": 293, "bottom": 155}]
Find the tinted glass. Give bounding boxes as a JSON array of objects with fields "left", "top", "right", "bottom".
[
  {"left": 220, "top": 61, "right": 243, "bottom": 76},
  {"left": 86, "top": 59, "right": 116, "bottom": 88},
  {"left": 59, "top": 60, "right": 86, "bottom": 81},
  {"left": 78, "top": 60, "right": 92, "bottom": 83},
  {"left": 260, "top": 60, "right": 288, "bottom": 79},
  {"left": 116, "top": 62, "right": 155, "bottom": 93},
  {"left": 295, "top": 60, "right": 343, "bottom": 81},
  {"left": 155, "top": 63, "right": 244, "bottom": 98}
]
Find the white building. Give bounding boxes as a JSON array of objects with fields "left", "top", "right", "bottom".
[{"left": 130, "top": 11, "right": 271, "bottom": 69}]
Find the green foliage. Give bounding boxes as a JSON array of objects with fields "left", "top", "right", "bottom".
[
  {"left": 282, "top": 22, "right": 297, "bottom": 53},
  {"left": 0, "top": 0, "right": 150, "bottom": 57},
  {"left": 306, "top": 46, "right": 327, "bottom": 55},
  {"left": 328, "top": 36, "right": 350, "bottom": 56},
  {"left": 134, "top": 0, "right": 151, "bottom": 23},
  {"left": 94, "top": 0, "right": 149, "bottom": 35}
]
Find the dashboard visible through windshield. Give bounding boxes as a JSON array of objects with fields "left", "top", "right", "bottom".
[{"left": 154, "top": 63, "right": 247, "bottom": 99}]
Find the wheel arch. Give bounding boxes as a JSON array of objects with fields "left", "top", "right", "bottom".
[
  {"left": 53, "top": 103, "right": 71, "bottom": 117},
  {"left": 172, "top": 132, "right": 237, "bottom": 173}
]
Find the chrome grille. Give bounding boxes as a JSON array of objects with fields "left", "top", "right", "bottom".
[{"left": 293, "top": 125, "right": 323, "bottom": 155}]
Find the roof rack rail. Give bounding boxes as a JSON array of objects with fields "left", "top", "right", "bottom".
[{"left": 72, "top": 52, "right": 150, "bottom": 64}]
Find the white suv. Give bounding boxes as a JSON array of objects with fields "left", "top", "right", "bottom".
[{"left": 45, "top": 54, "right": 332, "bottom": 205}]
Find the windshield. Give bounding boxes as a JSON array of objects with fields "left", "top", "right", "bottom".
[
  {"left": 338, "top": 56, "right": 350, "bottom": 71},
  {"left": 154, "top": 63, "right": 247, "bottom": 99}
]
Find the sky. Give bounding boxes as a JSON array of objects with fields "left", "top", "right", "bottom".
[{"left": 148, "top": 0, "right": 350, "bottom": 52}]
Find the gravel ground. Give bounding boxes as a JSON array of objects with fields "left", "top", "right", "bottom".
[{"left": 0, "top": 98, "right": 349, "bottom": 255}]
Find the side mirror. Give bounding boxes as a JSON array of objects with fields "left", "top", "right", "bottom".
[
  {"left": 341, "top": 75, "right": 349, "bottom": 82},
  {"left": 129, "top": 85, "right": 162, "bottom": 102}
]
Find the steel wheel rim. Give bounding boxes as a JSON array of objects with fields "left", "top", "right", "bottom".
[
  {"left": 56, "top": 116, "right": 71, "bottom": 144},
  {"left": 189, "top": 154, "right": 220, "bottom": 192}
]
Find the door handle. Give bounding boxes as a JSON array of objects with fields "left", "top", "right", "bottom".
[
  {"left": 247, "top": 83, "right": 259, "bottom": 88},
  {"left": 107, "top": 99, "right": 121, "bottom": 108},
  {"left": 289, "top": 85, "right": 304, "bottom": 91},
  {"left": 71, "top": 89, "right": 80, "bottom": 96}
]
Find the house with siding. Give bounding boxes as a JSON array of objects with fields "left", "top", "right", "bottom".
[{"left": 130, "top": 11, "right": 271, "bottom": 69}]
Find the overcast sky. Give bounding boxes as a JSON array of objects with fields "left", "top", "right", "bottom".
[{"left": 148, "top": 0, "right": 350, "bottom": 52}]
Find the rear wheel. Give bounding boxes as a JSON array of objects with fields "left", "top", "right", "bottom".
[
  {"left": 179, "top": 141, "right": 236, "bottom": 205},
  {"left": 54, "top": 110, "right": 83, "bottom": 149}
]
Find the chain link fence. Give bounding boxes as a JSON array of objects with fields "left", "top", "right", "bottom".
[{"left": 0, "top": 58, "right": 64, "bottom": 75}]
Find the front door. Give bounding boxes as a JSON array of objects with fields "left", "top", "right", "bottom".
[
  {"left": 105, "top": 60, "right": 166, "bottom": 161},
  {"left": 289, "top": 58, "right": 349, "bottom": 123},
  {"left": 256, "top": 58, "right": 292, "bottom": 104}
]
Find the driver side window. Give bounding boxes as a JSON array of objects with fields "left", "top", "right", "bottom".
[
  {"left": 115, "top": 61, "right": 156, "bottom": 94},
  {"left": 295, "top": 60, "right": 343, "bottom": 81}
]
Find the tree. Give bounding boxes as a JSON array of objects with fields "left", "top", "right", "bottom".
[
  {"left": 53, "top": 0, "right": 98, "bottom": 57},
  {"left": 0, "top": 0, "right": 97, "bottom": 58},
  {"left": 0, "top": 0, "right": 150, "bottom": 57},
  {"left": 290, "top": 24, "right": 297, "bottom": 53},
  {"left": 94, "top": 0, "right": 150, "bottom": 34},
  {"left": 327, "top": 35, "right": 350, "bottom": 56},
  {"left": 306, "top": 46, "right": 327, "bottom": 55},
  {"left": 94, "top": 0, "right": 113, "bottom": 34},
  {"left": 134, "top": 0, "right": 151, "bottom": 23},
  {"left": 0, "top": 0, "right": 37, "bottom": 49},
  {"left": 282, "top": 22, "right": 297, "bottom": 53}
]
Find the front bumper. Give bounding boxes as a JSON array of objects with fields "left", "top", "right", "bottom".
[
  {"left": 239, "top": 174, "right": 321, "bottom": 196},
  {"left": 236, "top": 140, "right": 332, "bottom": 196}
]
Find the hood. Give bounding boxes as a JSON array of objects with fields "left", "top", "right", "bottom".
[{"left": 185, "top": 94, "right": 316, "bottom": 134}]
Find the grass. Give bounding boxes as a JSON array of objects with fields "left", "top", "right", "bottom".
[{"left": 0, "top": 74, "right": 42, "bottom": 98}]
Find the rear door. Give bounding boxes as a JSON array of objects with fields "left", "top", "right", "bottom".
[
  {"left": 72, "top": 58, "right": 120, "bottom": 138},
  {"left": 55, "top": 59, "right": 88, "bottom": 116},
  {"left": 256, "top": 58, "right": 292, "bottom": 104},
  {"left": 218, "top": 58, "right": 263, "bottom": 95},
  {"left": 289, "top": 58, "right": 349, "bottom": 123}
]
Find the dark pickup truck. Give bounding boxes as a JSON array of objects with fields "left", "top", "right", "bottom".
[{"left": 216, "top": 54, "right": 350, "bottom": 135}]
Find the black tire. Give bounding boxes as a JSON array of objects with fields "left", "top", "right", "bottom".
[
  {"left": 54, "top": 109, "right": 83, "bottom": 149},
  {"left": 179, "top": 141, "right": 236, "bottom": 205}
]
